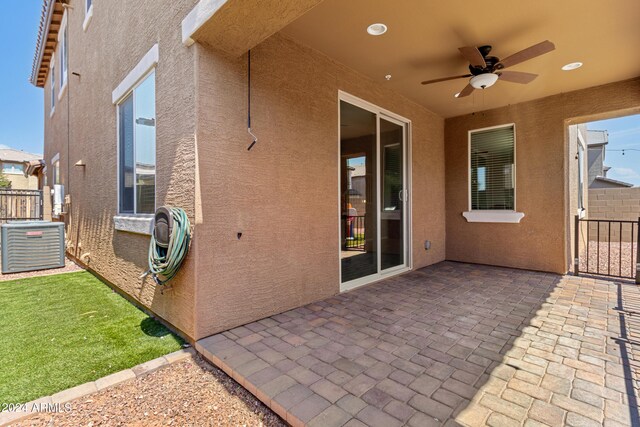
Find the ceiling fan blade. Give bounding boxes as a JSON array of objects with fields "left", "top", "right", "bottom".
[
  {"left": 457, "top": 84, "right": 475, "bottom": 98},
  {"left": 498, "top": 71, "right": 538, "bottom": 84},
  {"left": 497, "top": 40, "right": 555, "bottom": 69},
  {"left": 421, "top": 74, "right": 472, "bottom": 85},
  {"left": 458, "top": 46, "right": 486, "bottom": 68}
]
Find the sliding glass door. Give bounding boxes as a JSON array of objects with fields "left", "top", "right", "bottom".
[
  {"left": 339, "top": 95, "right": 409, "bottom": 288},
  {"left": 380, "top": 117, "right": 405, "bottom": 271}
]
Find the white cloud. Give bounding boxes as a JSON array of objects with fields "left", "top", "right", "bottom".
[
  {"left": 610, "top": 167, "right": 640, "bottom": 182},
  {"left": 609, "top": 126, "right": 640, "bottom": 138}
]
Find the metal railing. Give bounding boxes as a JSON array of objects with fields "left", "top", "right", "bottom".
[
  {"left": 575, "top": 215, "right": 639, "bottom": 283},
  {"left": 0, "top": 189, "right": 43, "bottom": 223},
  {"left": 344, "top": 215, "right": 365, "bottom": 251}
]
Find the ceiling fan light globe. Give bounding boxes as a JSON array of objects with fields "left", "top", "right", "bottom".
[{"left": 470, "top": 73, "right": 499, "bottom": 89}]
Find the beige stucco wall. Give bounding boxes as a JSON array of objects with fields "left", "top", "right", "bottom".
[
  {"left": 589, "top": 187, "right": 640, "bottom": 222},
  {"left": 445, "top": 78, "right": 640, "bottom": 274},
  {"left": 585, "top": 187, "right": 639, "bottom": 243},
  {"left": 5, "top": 172, "right": 39, "bottom": 190},
  {"left": 42, "top": 185, "right": 52, "bottom": 221},
  {"left": 193, "top": 33, "right": 446, "bottom": 339},
  {"left": 43, "top": 0, "right": 199, "bottom": 339}
]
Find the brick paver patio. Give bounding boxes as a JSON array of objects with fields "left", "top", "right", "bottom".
[{"left": 196, "top": 262, "right": 640, "bottom": 426}]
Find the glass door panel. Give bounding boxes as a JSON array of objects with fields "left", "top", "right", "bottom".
[
  {"left": 340, "top": 101, "right": 377, "bottom": 282},
  {"left": 380, "top": 118, "right": 405, "bottom": 270},
  {"left": 340, "top": 97, "right": 408, "bottom": 287}
]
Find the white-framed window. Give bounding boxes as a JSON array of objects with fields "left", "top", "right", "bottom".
[
  {"left": 59, "top": 12, "right": 68, "bottom": 94},
  {"left": 117, "top": 71, "right": 156, "bottom": 215},
  {"left": 2, "top": 162, "right": 24, "bottom": 175},
  {"left": 463, "top": 124, "right": 524, "bottom": 223},
  {"left": 577, "top": 131, "right": 586, "bottom": 213},
  {"left": 578, "top": 145, "right": 585, "bottom": 210},
  {"left": 50, "top": 54, "right": 56, "bottom": 115},
  {"left": 470, "top": 124, "right": 515, "bottom": 210},
  {"left": 83, "top": 0, "right": 94, "bottom": 31}
]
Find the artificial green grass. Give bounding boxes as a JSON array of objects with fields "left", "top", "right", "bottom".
[{"left": 0, "top": 271, "right": 183, "bottom": 404}]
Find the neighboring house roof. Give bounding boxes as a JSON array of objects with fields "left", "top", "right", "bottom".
[
  {"left": 593, "top": 176, "right": 634, "bottom": 188},
  {"left": 586, "top": 129, "right": 608, "bottom": 147},
  {"left": 30, "top": 0, "right": 66, "bottom": 87},
  {"left": 0, "top": 147, "right": 42, "bottom": 163}
]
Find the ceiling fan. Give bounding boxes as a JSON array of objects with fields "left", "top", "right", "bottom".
[{"left": 421, "top": 40, "right": 555, "bottom": 97}]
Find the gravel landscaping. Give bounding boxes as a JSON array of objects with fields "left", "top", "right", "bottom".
[
  {"left": 0, "top": 257, "right": 83, "bottom": 281},
  {"left": 579, "top": 240, "right": 638, "bottom": 278},
  {"left": 13, "top": 354, "right": 285, "bottom": 427}
]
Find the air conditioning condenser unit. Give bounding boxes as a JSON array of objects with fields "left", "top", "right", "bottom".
[{"left": 1, "top": 221, "right": 65, "bottom": 274}]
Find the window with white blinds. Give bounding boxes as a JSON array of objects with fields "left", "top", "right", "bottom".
[{"left": 470, "top": 125, "right": 515, "bottom": 210}]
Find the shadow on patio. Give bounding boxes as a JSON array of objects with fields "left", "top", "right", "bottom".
[{"left": 197, "top": 262, "right": 639, "bottom": 426}]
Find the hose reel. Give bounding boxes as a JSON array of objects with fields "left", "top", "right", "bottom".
[
  {"left": 153, "top": 207, "right": 173, "bottom": 248},
  {"left": 142, "top": 206, "right": 191, "bottom": 287}
]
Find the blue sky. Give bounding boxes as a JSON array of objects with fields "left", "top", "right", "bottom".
[
  {"left": 587, "top": 114, "right": 640, "bottom": 187},
  {"left": 0, "top": 2, "right": 43, "bottom": 155}
]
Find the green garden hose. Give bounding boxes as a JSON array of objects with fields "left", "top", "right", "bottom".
[{"left": 144, "top": 207, "right": 191, "bottom": 286}]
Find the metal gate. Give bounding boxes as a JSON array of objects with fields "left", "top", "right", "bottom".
[
  {"left": 0, "top": 189, "right": 43, "bottom": 223},
  {"left": 344, "top": 215, "right": 366, "bottom": 251},
  {"left": 575, "top": 215, "right": 639, "bottom": 283}
]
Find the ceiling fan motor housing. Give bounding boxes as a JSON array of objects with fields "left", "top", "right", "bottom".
[
  {"left": 477, "top": 45, "right": 492, "bottom": 57},
  {"left": 469, "top": 45, "right": 500, "bottom": 75}
]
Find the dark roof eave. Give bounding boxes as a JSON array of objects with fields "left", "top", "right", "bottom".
[{"left": 30, "top": 0, "right": 57, "bottom": 87}]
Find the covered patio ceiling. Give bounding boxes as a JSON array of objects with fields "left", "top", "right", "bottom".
[
  {"left": 184, "top": 0, "right": 640, "bottom": 118},
  {"left": 281, "top": 0, "right": 640, "bottom": 118}
]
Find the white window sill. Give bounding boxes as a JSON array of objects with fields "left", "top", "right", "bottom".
[
  {"left": 82, "top": 5, "right": 93, "bottom": 32},
  {"left": 577, "top": 208, "right": 586, "bottom": 219},
  {"left": 463, "top": 211, "right": 525, "bottom": 223},
  {"left": 114, "top": 214, "right": 153, "bottom": 235}
]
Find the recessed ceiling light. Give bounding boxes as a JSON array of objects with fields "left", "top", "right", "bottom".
[
  {"left": 367, "top": 23, "right": 387, "bottom": 36},
  {"left": 454, "top": 92, "right": 460, "bottom": 98},
  {"left": 385, "top": 74, "right": 392, "bottom": 81},
  {"left": 562, "top": 62, "right": 583, "bottom": 71}
]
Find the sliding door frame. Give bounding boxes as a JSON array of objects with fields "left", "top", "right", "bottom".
[{"left": 338, "top": 91, "right": 413, "bottom": 292}]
